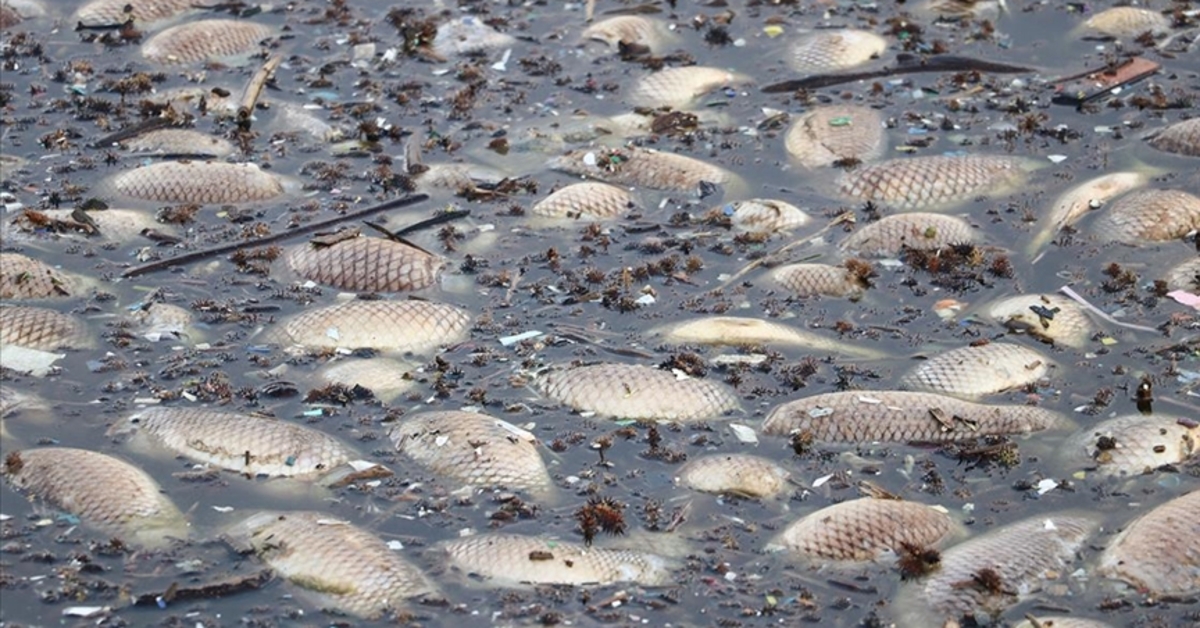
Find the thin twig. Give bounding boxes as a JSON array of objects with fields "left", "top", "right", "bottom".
[
  {"left": 1058, "top": 285, "right": 1161, "bottom": 334},
  {"left": 238, "top": 54, "right": 283, "bottom": 131},
  {"left": 121, "top": 194, "right": 430, "bottom": 278}
]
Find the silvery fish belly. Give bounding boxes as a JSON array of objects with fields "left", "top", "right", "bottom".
[
  {"left": 316, "top": 357, "right": 417, "bottom": 402},
  {"left": 268, "top": 300, "right": 471, "bottom": 355},
  {"left": 1147, "top": 117, "right": 1200, "bottom": 157},
  {"left": 837, "top": 155, "right": 1034, "bottom": 211},
  {"left": 0, "top": 253, "right": 81, "bottom": 300},
  {"left": 436, "top": 533, "right": 675, "bottom": 587},
  {"left": 1061, "top": 414, "right": 1199, "bottom": 477},
  {"left": 388, "top": 410, "right": 552, "bottom": 494},
  {"left": 530, "top": 182, "right": 636, "bottom": 220},
  {"left": 102, "top": 161, "right": 285, "bottom": 204},
  {"left": 73, "top": 0, "right": 197, "bottom": 29},
  {"left": 785, "top": 105, "right": 886, "bottom": 169},
  {"left": 1097, "top": 490, "right": 1200, "bottom": 597},
  {"left": 581, "top": 15, "right": 671, "bottom": 51},
  {"left": 117, "top": 128, "right": 236, "bottom": 158},
  {"left": 2, "top": 447, "right": 188, "bottom": 548},
  {"left": 983, "top": 293, "right": 1095, "bottom": 349},
  {"left": 538, "top": 363, "right": 740, "bottom": 422},
  {"left": 675, "top": 453, "right": 790, "bottom": 498},
  {"left": 548, "top": 146, "right": 732, "bottom": 192},
  {"left": 788, "top": 29, "right": 887, "bottom": 73},
  {"left": 722, "top": 199, "right": 811, "bottom": 233},
  {"left": 898, "top": 341, "right": 1051, "bottom": 400},
  {"left": 142, "top": 19, "right": 273, "bottom": 65},
  {"left": 625, "top": 66, "right": 745, "bottom": 110},
  {"left": 225, "top": 510, "right": 438, "bottom": 618},
  {"left": 1164, "top": 258, "right": 1200, "bottom": 290},
  {"left": 771, "top": 497, "right": 957, "bottom": 563},
  {"left": 1092, "top": 189, "right": 1200, "bottom": 244},
  {"left": 0, "top": 306, "right": 93, "bottom": 350},
  {"left": 768, "top": 263, "right": 869, "bottom": 299},
  {"left": 898, "top": 513, "right": 1099, "bottom": 625},
  {"left": 283, "top": 237, "right": 445, "bottom": 293},
  {"left": 650, "top": 315, "right": 885, "bottom": 359},
  {"left": 761, "top": 390, "right": 1066, "bottom": 443},
  {"left": 1081, "top": 6, "right": 1172, "bottom": 39},
  {"left": 839, "top": 213, "right": 978, "bottom": 257},
  {"left": 1027, "top": 171, "right": 1150, "bottom": 258},
  {"left": 108, "top": 407, "right": 356, "bottom": 479}
]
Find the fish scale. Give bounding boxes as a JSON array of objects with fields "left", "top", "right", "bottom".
[
  {"left": 119, "top": 128, "right": 235, "bottom": 158},
  {"left": 1082, "top": 6, "right": 1171, "bottom": 39},
  {"left": 142, "top": 19, "right": 274, "bottom": 65},
  {"left": 1093, "top": 189, "right": 1200, "bottom": 244},
  {"left": 839, "top": 213, "right": 978, "bottom": 257},
  {"left": 2, "top": 447, "right": 187, "bottom": 548},
  {"left": 548, "top": 146, "right": 732, "bottom": 192},
  {"left": 73, "top": 0, "right": 198, "bottom": 28},
  {"left": 785, "top": 105, "right": 886, "bottom": 169},
  {"left": 539, "top": 363, "right": 740, "bottom": 422},
  {"left": 284, "top": 237, "right": 445, "bottom": 293},
  {"left": 1148, "top": 118, "right": 1200, "bottom": 157},
  {"left": 225, "top": 511, "right": 438, "bottom": 618},
  {"left": 626, "top": 66, "right": 744, "bottom": 109},
  {"left": 0, "top": 253, "right": 79, "bottom": 300},
  {"left": 788, "top": 29, "right": 887, "bottom": 73},
  {"left": 581, "top": 15, "right": 669, "bottom": 51},
  {"left": 768, "top": 263, "right": 867, "bottom": 299},
  {"left": 675, "top": 453, "right": 790, "bottom": 498},
  {"left": 898, "top": 342, "right": 1051, "bottom": 399},
  {"left": 653, "top": 316, "right": 886, "bottom": 359},
  {"left": 0, "top": 306, "right": 92, "bottom": 350},
  {"left": 1098, "top": 490, "right": 1200, "bottom": 597},
  {"left": 268, "top": 300, "right": 471, "bottom": 355},
  {"left": 761, "top": 390, "right": 1066, "bottom": 442},
  {"left": 1062, "top": 414, "right": 1199, "bottom": 476},
  {"left": 104, "top": 161, "right": 285, "bottom": 204},
  {"left": 530, "top": 182, "right": 636, "bottom": 219},
  {"left": 388, "top": 410, "right": 552, "bottom": 494},
  {"left": 1027, "top": 171, "right": 1150, "bottom": 258},
  {"left": 437, "top": 533, "right": 675, "bottom": 587},
  {"left": 900, "top": 513, "right": 1100, "bottom": 624},
  {"left": 108, "top": 407, "right": 356, "bottom": 479},
  {"left": 772, "top": 497, "right": 957, "bottom": 562},
  {"left": 837, "top": 155, "right": 1033, "bottom": 211},
  {"left": 725, "top": 199, "right": 811, "bottom": 232}
]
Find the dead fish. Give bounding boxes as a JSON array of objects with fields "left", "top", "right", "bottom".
[
  {"left": 388, "top": 410, "right": 552, "bottom": 495},
  {"left": 316, "top": 357, "right": 417, "bottom": 403},
  {"left": 108, "top": 407, "right": 356, "bottom": 480},
  {"left": 898, "top": 342, "right": 1051, "bottom": 400},
  {"left": 1147, "top": 117, "right": 1200, "bottom": 158},
  {"left": 897, "top": 513, "right": 1100, "bottom": 625},
  {"left": 282, "top": 237, "right": 446, "bottom": 293},
  {"left": 581, "top": 15, "right": 672, "bottom": 51},
  {"left": 129, "top": 302, "right": 194, "bottom": 342},
  {"left": 626, "top": 66, "right": 746, "bottom": 110},
  {"left": 1014, "top": 618, "right": 1114, "bottom": 628},
  {"left": 983, "top": 293, "right": 1095, "bottom": 348},
  {"left": 785, "top": 105, "right": 886, "bottom": 169},
  {"left": 435, "top": 533, "right": 675, "bottom": 587},
  {"left": 1164, "top": 258, "right": 1200, "bottom": 290},
  {"left": 1062, "top": 414, "right": 1199, "bottom": 477},
  {"left": 141, "top": 85, "right": 239, "bottom": 116},
  {"left": 0, "top": 306, "right": 93, "bottom": 351},
  {"left": 788, "top": 29, "right": 887, "bottom": 73},
  {"left": 225, "top": 510, "right": 438, "bottom": 617},
  {"left": 530, "top": 182, "right": 637, "bottom": 220},
  {"left": 102, "top": 161, "right": 286, "bottom": 204},
  {"left": 720, "top": 199, "right": 811, "bottom": 233},
  {"left": 432, "top": 16, "right": 515, "bottom": 57},
  {"left": 116, "top": 128, "right": 236, "bottom": 158},
  {"left": 142, "top": 19, "right": 273, "bottom": 65},
  {"left": 651, "top": 316, "right": 886, "bottom": 359},
  {"left": 1, "top": 0, "right": 43, "bottom": 27},
  {"left": 837, "top": 155, "right": 1038, "bottom": 211},
  {"left": 538, "top": 363, "right": 740, "bottom": 423},
  {"left": 1093, "top": 189, "right": 1200, "bottom": 244},
  {"left": 675, "top": 453, "right": 790, "bottom": 498},
  {"left": 0, "top": 253, "right": 81, "bottom": 300},
  {"left": 1097, "top": 490, "right": 1200, "bottom": 597},
  {"left": 548, "top": 146, "right": 734, "bottom": 193},
  {"left": 72, "top": 0, "right": 195, "bottom": 29},
  {"left": 5, "top": 208, "right": 170, "bottom": 242},
  {"left": 768, "top": 262, "right": 870, "bottom": 300},
  {"left": 920, "top": 0, "right": 1007, "bottom": 20},
  {"left": 267, "top": 300, "right": 471, "bottom": 355},
  {"left": 839, "top": 212, "right": 978, "bottom": 257},
  {"left": 1081, "top": 6, "right": 1171, "bottom": 39},
  {"left": 770, "top": 497, "right": 958, "bottom": 563},
  {"left": 411, "top": 163, "right": 507, "bottom": 194},
  {"left": 2, "top": 447, "right": 188, "bottom": 548},
  {"left": 761, "top": 390, "right": 1067, "bottom": 443},
  {"left": 1027, "top": 171, "right": 1151, "bottom": 259}
]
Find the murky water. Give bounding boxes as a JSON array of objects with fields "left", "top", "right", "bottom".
[{"left": 2, "top": 0, "right": 1198, "bottom": 626}]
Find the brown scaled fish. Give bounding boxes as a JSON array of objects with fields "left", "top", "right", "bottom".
[
  {"left": 675, "top": 453, "right": 790, "bottom": 499},
  {"left": 0, "top": 253, "right": 82, "bottom": 300},
  {"left": 898, "top": 341, "right": 1051, "bottom": 400},
  {"left": 1061, "top": 414, "right": 1200, "bottom": 477},
  {"left": 1097, "top": 489, "right": 1200, "bottom": 597},
  {"left": 770, "top": 497, "right": 959, "bottom": 564},
  {"left": 1147, "top": 117, "right": 1200, "bottom": 158},
  {"left": 142, "top": 19, "right": 274, "bottom": 65},
  {"left": 839, "top": 212, "right": 978, "bottom": 257},
  {"left": 282, "top": 236, "right": 447, "bottom": 293},
  {"left": 101, "top": 160, "right": 286, "bottom": 205},
  {"left": 785, "top": 105, "right": 886, "bottom": 169},
  {"left": 0, "top": 306, "right": 93, "bottom": 351},
  {"left": 267, "top": 300, "right": 471, "bottom": 355},
  {"left": 1092, "top": 189, "right": 1200, "bottom": 244},
  {"left": 538, "top": 363, "right": 740, "bottom": 423},
  {"left": 837, "top": 154, "right": 1039, "bottom": 211},
  {"left": 548, "top": 146, "right": 735, "bottom": 194}
]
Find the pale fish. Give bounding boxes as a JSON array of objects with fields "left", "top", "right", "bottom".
[
  {"left": 770, "top": 497, "right": 959, "bottom": 563},
  {"left": 839, "top": 213, "right": 979, "bottom": 257},
  {"left": 142, "top": 19, "right": 274, "bottom": 65},
  {"left": 1061, "top": 414, "right": 1199, "bottom": 477},
  {"left": 651, "top": 316, "right": 887, "bottom": 359},
  {"left": 101, "top": 161, "right": 287, "bottom": 205},
  {"left": 785, "top": 105, "right": 886, "bottom": 169},
  {"left": 266, "top": 300, "right": 471, "bottom": 355},
  {"left": 982, "top": 293, "right": 1095, "bottom": 348},
  {"left": 626, "top": 66, "right": 748, "bottom": 110},
  {"left": 898, "top": 341, "right": 1051, "bottom": 400},
  {"left": 837, "top": 154, "right": 1038, "bottom": 211},
  {"left": 788, "top": 29, "right": 887, "bottom": 73},
  {"left": 435, "top": 533, "right": 675, "bottom": 587},
  {"left": 1093, "top": 189, "right": 1200, "bottom": 244},
  {"left": 1097, "top": 490, "right": 1200, "bottom": 597},
  {"left": 675, "top": 453, "right": 790, "bottom": 498},
  {"left": 1027, "top": 171, "right": 1150, "bottom": 259}
]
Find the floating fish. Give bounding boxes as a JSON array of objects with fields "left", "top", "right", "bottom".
[
  {"left": 920, "top": 0, "right": 1007, "bottom": 20},
  {"left": 1061, "top": 414, "right": 1199, "bottom": 477},
  {"left": 267, "top": 300, "right": 471, "bottom": 355},
  {"left": 2, "top": 447, "right": 188, "bottom": 547},
  {"left": 1097, "top": 490, "right": 1200, "bottom": 597},
  {"left": 72, "top": 0, "right": 196, "bottom": 29},
  {"left": 388, "top": 410, "right": 552, "bottom": 495},
  {"left": 675, "top": 453, "right": 790, "bottom": 498},
  {"left": 548, "top": 146, "right": 734, "bottom": 193},
  {"left": 1081, "top": 6, "right": 1171, "bottom": 40},
  {"left": 1027, "top": 171, "right": 1150, "bottom": 259},
  {"left": 435, "top": 533, "right": 675, "bottom": 587},
  {"left": 530, "top": 182, "right": 637, "bottom": 220},
  {"left": 898, "top": 342, "right": 1051, "bottom": 400},
  {"left": 626, "top": 66, "right": 747, "bottom": 110},
  {"left": 316, "top": 357, "right": 417, "bottom": 403},
  {"left": 0, "top": 306, "right": 93, "bottom": 351},
  {"left": 768, "top": 262, "right": 870, "bottom": 300},
  {"left": 788, "top": 29, "right": 887, "bottom": 73},
  {"left": 142, "top": 19, "right": 273, "bottom": 65},
  {"left": 0, "top": 253, "right": 81, "bottom": 300},
  {"left": 771, "top": 497, "right": 958, "bottom": 563},
  {"left": 837, "top": 155, "right": 1037, "bottom": 211},
  {"left": 225, "top": 510, "right": 438, "bottom": 617},
  {"left": 539, "top": 363, "right": 740, "bottom": 423},
  {"left": 4, "top": 208, "right": 171, "bottom": 242},
  {"left": 982, "top": 293, "right": 1095, "bottom": 348},
  {"left": 651, "top": 316, "right": 886, "bottom": 359},
  {"left": 282, "top": 237, "right": 446, "bottom": 293},
  {"left": 1147, "top": 117, "right": 1200, "bottom": 158},
  {"left": 722, "top": 199, "right": 811, "bottom": 233},
  {"left": 1093, "top": 189, "right": 1200, "bottom": 244},
  {"left": 761, "top": 390, "right": 1067, "bottom": 443},
  {"left": 839, "top": 213, "right": 978, "bottom": 257},
  {"left": 785, "top": 105, "right": 886, "bottom": 169},
  {"left": 101, "top": 161, "right": 286, "bottom": 205},
  {"left": 581, "top": 15, "right": 672, "bottom": 52},
  {"left": 115, "top": 128, "right": 236, "bottom": 158}
]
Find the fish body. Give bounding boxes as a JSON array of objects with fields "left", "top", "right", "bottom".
[
  {"left": 898, "top": 342, "right": 1051, "bottom": 399},
  {"left": 73, "top": 0, "right": 196, "bottom": 29},
  {"left": 436, "top": 533, "right": 675, "bottom": 587},
  {"left": 432, "top": 16, "right": 516, "bottom": 57},
  {"left": 548, "top": 146, "right": 733, "bottom": 193},
  {"left": 788, "top": 29, "right": 887, "bottom": 73},
  {"left": 983, "top": 294, "right": 1094, "bottom": 348},
  {"left": 838, "top": 155, "right": 1036, "bottom": 211},
  {"left": 839, "top": 213, "right": 978, "bottom": 257},
  {"left": 785, "top": 105, "right": 886, "bottom": 169},
  {"left": 1097, "top": 490, "right": 1200, "bottom": 597},
  {"left": 316, "top": 357, "right": 416, "bottom": 402},
  {"left": 283, "top": 237, "right": 446, "bottom": 293},
  {"left": 103, "top": 161, "right": 285, "bottom": 204},
  {"left": 117, "top": 128, "right": 236, "bottom": 158},
  {"left": 530, "top": 182, "right": 636, "bottom": 220},
  {"left": 1093, "top": 189, "right": 1200, "bottom": 244},
  {"left": 1147, "top": 117, "right": 1200, "bottom": 157},
  {"left": 626, "top": 66, "right": 746, "bottom": 110},
  {"left": 1163, "top": 258, "right": 1200, "bottom": 290},
  {"left": 1082, "top": 7, "right": 1171, "bottom": 39},
  {"left": 268, "top": 300, "right": 471, "bottom": 355},
  {"left": 675, "top": 453, "right": 790, "bottom": 498},
  {"left": 142, "top": 19, "right": 273, "bottom": 65},
  {"left": 539, "top": 363, "right": 740, "bottom": 422},
  {"left": 1061, "top": 414, "right": 1199, "bottom": 476},
  {"left": 1027, "top": 171, "right": 1150, "bottom": 258},
  {"left": 771, "top": 497, "right": 957, "bottom": 563},
  {"left": 769, "top": 263, "right": 868, "bottom": 299},
  {"left": 0, "top": 306, "right": 93, "bottom": 350},
  {"left": 651, "top": 316, "right": 885, "bottom": 359},
  {"left": 0, "top": 253, "right": 81, "bottom": 300},
  {"left": 581, "top": 15, "right": 672, "bottom": 51}
]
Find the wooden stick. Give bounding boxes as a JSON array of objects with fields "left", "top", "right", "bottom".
[{"left": 238, "top": 54, "right": 283, "bottom": 130}]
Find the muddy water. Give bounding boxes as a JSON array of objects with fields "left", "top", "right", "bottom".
[{"left": 1, "top": 1, "right": 1198, "bottom": 626}]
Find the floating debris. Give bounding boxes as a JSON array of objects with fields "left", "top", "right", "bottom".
[
  {"left": 1061, "top": 414, "right": 1199, "bottom": 477},
  {"left": 1093, "top": 189, "right": 1200, "bottom": 244},
  {"left": 771, "top": 497, "right": 958, "bottom": 563},
  {"left": 436, "top": 533, "right": 674, "bottom": 587},
  {"left": 142, "top": 19, "right": 274, "bottom": 65},
  {"left": 1097, "top": 490, "right": 1200, "bottom": 597},
  {"left": 539, "top": 363, "right": 740, "bottom": 423},
  {"left": 675, "top": 453, "right": 790, "bottom": 499},
  {"left": 432, "top": 16, "right": 516, "bottom": 57},
  {"left": 267, "top": 300, "right": 471, "bottom": 355},
  {"left": 785, "top": 105, "right": 886, "bottom": 169},
  {"left": 898, "top": 342, "right": 1051, "bottom": 400},
  {"left": 722, "top": 199, "right": 811, "bottom": 233},
  {"left": 0, "top": 306, "right": 93, "bottom": 351},
  {"left": 1013, "top": 618, "right": 1114, "bottom": 628},
  {"left": 839, "top": 213, "right": 978, "bottom": 257},
  {"left": 101, "top": 161, "right": 286, "bottom": 205},
  {"left": 837, "top": 155, "right": 1037, "bottom": 212}
]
